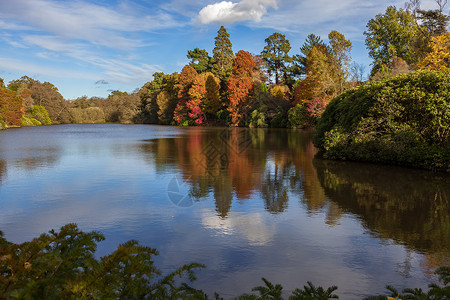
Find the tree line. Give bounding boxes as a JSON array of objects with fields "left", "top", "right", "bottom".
[{"left": 0, "top": 1, "right": 448, "bottom": 130}]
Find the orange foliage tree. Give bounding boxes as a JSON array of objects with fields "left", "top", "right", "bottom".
[
  {"left": 227, "top": 50, "right": 256, "bottom": 126},
  {"left": 0, "top": 87, "right": 23, "bottom": 126},
  {"left": 174, "top": 65, "right": 198, "bottom": 124}
]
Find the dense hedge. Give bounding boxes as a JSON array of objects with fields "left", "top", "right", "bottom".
[{"left": 314, "top": 70, "right": 450, "bottom": 171}]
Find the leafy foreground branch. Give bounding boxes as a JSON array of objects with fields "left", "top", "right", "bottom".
[{"left": 0, "top": 224, "right": 448, "bottom": 299}]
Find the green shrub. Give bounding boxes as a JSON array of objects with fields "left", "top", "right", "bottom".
[
  {"left": 288, "top": 104, "right": 309, "bottom": 128},
  {"left": 248, "top": 108, "right": 268, "bottom": 128},
  {"left": 29, "top": 105, "right": 52, "bottom": 125},
  {"left": 21, "top": 115, "right": 42, "bottom": 126},
  {"left": 314, "top": 70, "right": 450, "bottom": 171},
  {"left": 0, "top": 118, "right": 6, "bottom": 129}
]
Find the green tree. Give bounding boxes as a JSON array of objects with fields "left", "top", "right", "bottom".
[
  {"left": 203, "top": 72, "right": 221, "bottom": 116},
  {"left": 212, "top": 26, "right": 234, "bottom": 82},
  {"left": 291, "top": 34, "right": 324, "bottom": 78},
  {"left": 261, "top": 32, "right": 292, "bottom": 84},
  {"left": 138, "top": 72, "right": 178, "bottom": 124},
  {"left": 187, "top": 48, "right": 212, "bottom": 73},
  {"left": 364, "top": 6, "right": 419, "bottom": 73}
]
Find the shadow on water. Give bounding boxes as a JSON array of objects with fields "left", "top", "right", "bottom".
[{"left": 313, "top": 158, "right": 450, "bottom": 272}]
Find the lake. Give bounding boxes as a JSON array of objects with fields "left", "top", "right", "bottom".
[{"left": 0, "top": 124, "right": 448, "bottom": 298}]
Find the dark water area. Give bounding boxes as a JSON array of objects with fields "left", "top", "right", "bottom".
[{"left": 0, "top": 124, "right": 448, "bottom": 298}]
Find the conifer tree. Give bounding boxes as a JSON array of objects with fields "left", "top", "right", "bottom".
[
  {"left": 212, "top": 26, "right": 234, "bottom": 82},
  {"left": 261, "top": 32, "right": 292, "bottom": 84}
]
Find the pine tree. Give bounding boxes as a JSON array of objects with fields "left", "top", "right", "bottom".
[{"left": 212, "top": 26, "right": 234, "bottom": 82}]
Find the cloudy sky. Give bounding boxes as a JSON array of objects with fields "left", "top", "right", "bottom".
[{"left": 0, "top": 0, "right": 443, "bottom": 99}]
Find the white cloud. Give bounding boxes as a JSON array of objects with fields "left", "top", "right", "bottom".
[{"left": 198, "top": 0, "right": 278, "bottom": 24}]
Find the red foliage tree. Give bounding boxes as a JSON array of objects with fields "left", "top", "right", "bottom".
[{"left": 227, "top": 50, "right": 256, "bottom": 126}]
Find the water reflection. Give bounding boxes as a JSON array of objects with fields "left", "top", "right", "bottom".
[
  {"left": 139, "top": 128, "right": 313, "bottom": 216},
  {"left": 314, "top": 159, "right": 450, "bottom": 271},
  {"left": 0, "top": 159, "right": 5, "bottom": 184},
  {"left": 1, "top": 125, "right": 449, "bottom": 297},
  {"left": 137, "top": 127, "right": 450, "bottom": 270}
]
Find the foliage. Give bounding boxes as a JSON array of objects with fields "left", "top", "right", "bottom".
[
  {"left": 363, "top": 267, "right": 450, "bottom": 300},
  {"left": 248, "top": 107, "right": 268, "bottom": 128},
  {"left": 328, "top": 30, "right": 352, "bottom": 94},
  {"left": 314, "top": 70, "right": 450, "bottom": 171},
  {"left": 174, "top": 66, "right": 199, "bottom": 124},
  {"left": 29, "top": 81, "right": 71, "bottom": 124},
  {"left": 1, "top": 225, "right": 449, "bottom": 299},
  {"left": 291, "top": 34, "right": 324, "bottom": 78},
  {"left": 0, "top": 87, "right": 23, "bottom": 127},
  {"left": 418, "top": 32, "right": 450, "bottom": 71},
  {"left": 21, "top": 115, "right": 41, "bottom": 126},
  {"left": 203, "top": 73, "right": 221, "bottom": 117},
  {"left": 212, "top": 26, "right": 234, "bottom": 82},
  {"left": 104, "top": 91, "right": 140, "bottom": 124},
  {"left": 364, "top": 6, "right": 419, "bottom": 71},
  {"left": 261, "top": 32, "right": 292, "bottom": 84},
  {"left": 187, "top": 48, "right": 212, "bottom": 73},
  {"left": 0, "top": 224, "right": 205, "bottom": 299},
  {"left": 287, "top": 104, "right": 309, "bottom": 128},
  {"left": 138, "top": 72, "right": 179, "bottom": 124},
  {"left": 28, "top": 105, "right": 52, "bottom": 125},
  {"left": 227, "top": 50, "right": 256, "bottom": 126},
  {"left": 70, "top": 107, "right": 106, "bottom": 124}
]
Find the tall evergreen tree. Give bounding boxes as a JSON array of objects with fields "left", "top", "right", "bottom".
[
  {"left": 212, "top": 26, "right": 234, "bottom": 82},
  {"left": 291, "top": 34, "right": 324, "bottom": 78},
  {"left": 261, "top": 32, "right": 292, "bottom": 84}
]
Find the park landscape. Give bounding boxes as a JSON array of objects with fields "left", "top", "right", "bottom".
[{"left": 0, "top": 0, "right": 449, "bottom": 298}]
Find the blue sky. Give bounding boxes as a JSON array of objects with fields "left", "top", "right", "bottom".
[{"left": 0, "top": 0, "right": 442, "bottom": 99}]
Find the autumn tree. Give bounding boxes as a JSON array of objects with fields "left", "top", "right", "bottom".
[
  {"left": 174, "top": 65, "right": 198, "bottom": 124},
  {"left": 212, "top": 26, "right": 234, "bottom": 82},
  {"left": 30, "top": 81, "right": 71, "bottom": 124},
  {"left": 187, "top": 48, "right": 212, "bottom": 73},
  {"left": 364, "top": 6, "right": 419, "bottom": 74},
  {"left": 104, "top": 91, "right": 140, "bottom": 123},
  {"left": 328, "top": 30, "right": 352, "bottom": 94},
  {"left": 261, "top": 32, "right": 292, "bottom": 84},
  {"left": 0, "top": 86, "right": 23, "bottom": 126},
  {"left": 227, "top": 50, "right": 256, "bottom": 126},
  {"left": 418, "top": 32, "right": 450, "bottom": 70}
]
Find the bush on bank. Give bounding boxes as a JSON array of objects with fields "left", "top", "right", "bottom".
[{"left": 313, "top": 70, "right": 450, "bottom": 171}]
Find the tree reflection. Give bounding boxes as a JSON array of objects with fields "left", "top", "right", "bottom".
[
  {"left": 314, "top": 159, "right": 450, "bottom": 270},
  {"left": 0, "top": 159, "right": 6, "bottom": 184}
]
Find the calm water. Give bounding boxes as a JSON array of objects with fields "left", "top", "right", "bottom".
[{"left": 0, "top": 124, "right": 448, "bottom": 298}]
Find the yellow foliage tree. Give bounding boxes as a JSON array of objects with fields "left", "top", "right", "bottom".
[{"left": 418, "top": 32, "right": 450, "bottom": 71}]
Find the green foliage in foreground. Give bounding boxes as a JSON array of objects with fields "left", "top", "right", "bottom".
[
  {"left": 0, "top": 224, "right": 205, "bottom": 299},
  {"left": 1, "top": 224, "right": 449, "bottom": 299},
  {"left": 314, "top": 70, "right": 450, "bottom": 171}
]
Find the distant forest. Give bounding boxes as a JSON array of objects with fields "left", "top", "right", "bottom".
[{"left": 1, "top": 2, "right": 449, "bottom": 130}]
